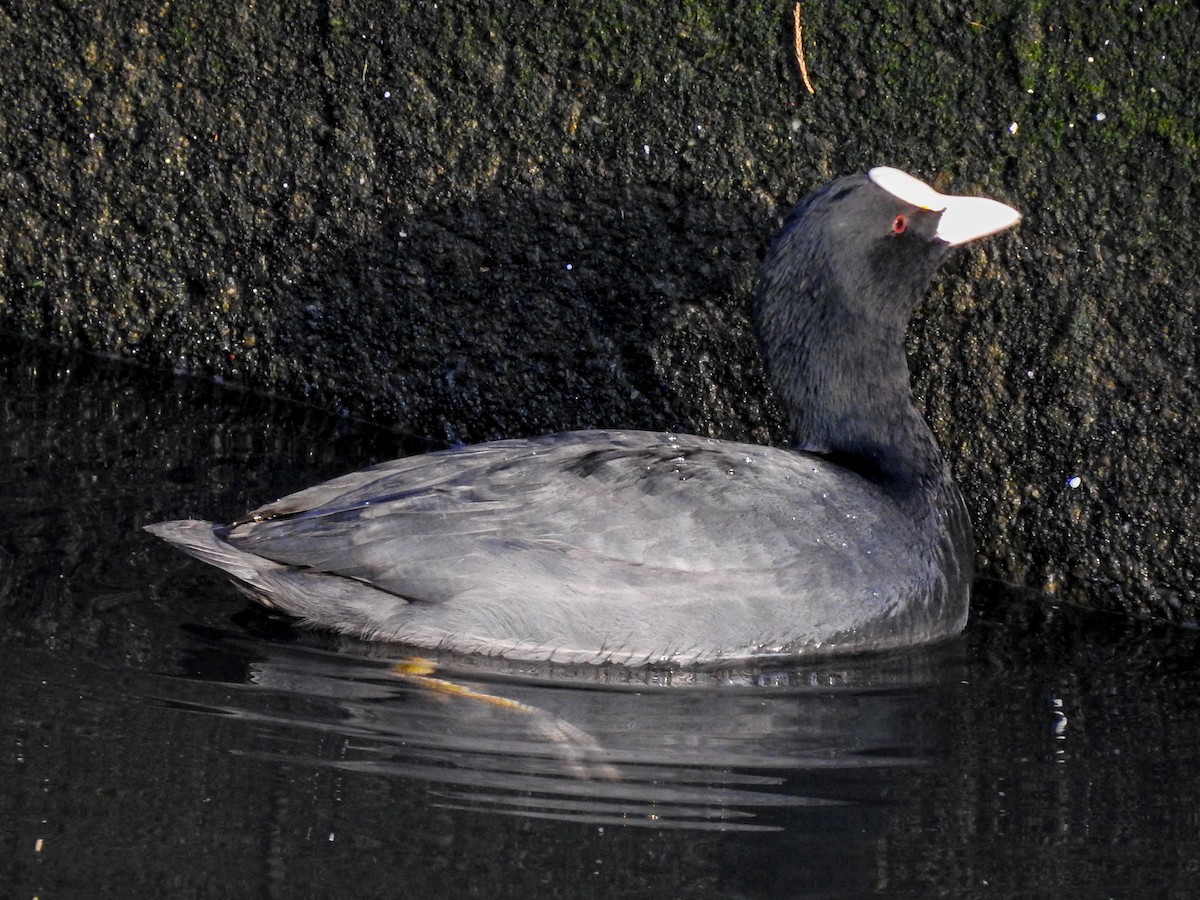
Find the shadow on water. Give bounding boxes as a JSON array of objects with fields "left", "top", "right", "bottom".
[{"left": 4, "top": 333, "right": 1200, "bottom": 898}]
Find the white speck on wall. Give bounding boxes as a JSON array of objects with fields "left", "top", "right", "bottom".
[
  {"left": 643, "top": 144, "right": 650, "bottom": 156},
  {"left": 384, "top": 90, "right": 391, "bottom": 99},
  {"left": 1095, "top": 112, "right": 1107, "bottom": 121},
  {"left": 1067, "top": 475, "right": 1082, "bottom": 489},
  {"left": 1008, "top": 122, "right": 1019, "bottom": 135}
]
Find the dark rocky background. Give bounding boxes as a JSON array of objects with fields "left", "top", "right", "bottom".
[{"left": 1, "top": 1, "right": 1196, "bottom": 626}]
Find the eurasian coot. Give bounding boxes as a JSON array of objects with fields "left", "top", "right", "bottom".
[{"left": 147, "top": 167, "right": 1020, "bottom": 666}]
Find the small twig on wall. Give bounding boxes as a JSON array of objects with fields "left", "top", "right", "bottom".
[{"left": 793, "top": 2, "right": 815, "bottom": 94}]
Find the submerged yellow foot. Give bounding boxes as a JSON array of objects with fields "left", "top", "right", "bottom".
[{"left": 390, "top": 657, "right": 619, "bottom": 781}]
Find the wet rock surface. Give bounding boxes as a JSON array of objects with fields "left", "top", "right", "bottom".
[{"left": 1, "top": 2, "right": 1196, "bottom": 624}]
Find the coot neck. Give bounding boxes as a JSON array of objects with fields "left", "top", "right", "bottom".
[
  {"left": 754, "top": 244, "right": 950, "bottom": 489},
  {"left": 781, "top": 313, "right": 944, "bottom": 486}
]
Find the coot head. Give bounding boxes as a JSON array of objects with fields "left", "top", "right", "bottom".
[{"left": 754, "top": 168, "right": 1020, "bottom": 479}]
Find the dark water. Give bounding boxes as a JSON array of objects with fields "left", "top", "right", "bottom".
[{"left": 3, "top": 333, "right": 1199, "bottom": 899}]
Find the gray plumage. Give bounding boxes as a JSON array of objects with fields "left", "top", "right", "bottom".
[{"left": 147, "top": 168, "right": 1019, "bottom": 666}]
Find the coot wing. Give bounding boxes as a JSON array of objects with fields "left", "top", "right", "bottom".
[{"left": 225, "top": 430, "right": 909, "bottom": 607}]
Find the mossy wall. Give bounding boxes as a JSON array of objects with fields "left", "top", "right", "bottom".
[{"left": 1, "top": 1, "right": 1197, "bottom": 625}]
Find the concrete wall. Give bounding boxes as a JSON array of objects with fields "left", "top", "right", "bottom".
[{"left": 2, "top": 2, "right": 1196, "bottom": 624}]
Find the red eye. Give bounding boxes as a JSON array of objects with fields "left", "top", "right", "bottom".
[{"left": 892, "top": 214, "right": 907, "bottom": 234}]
